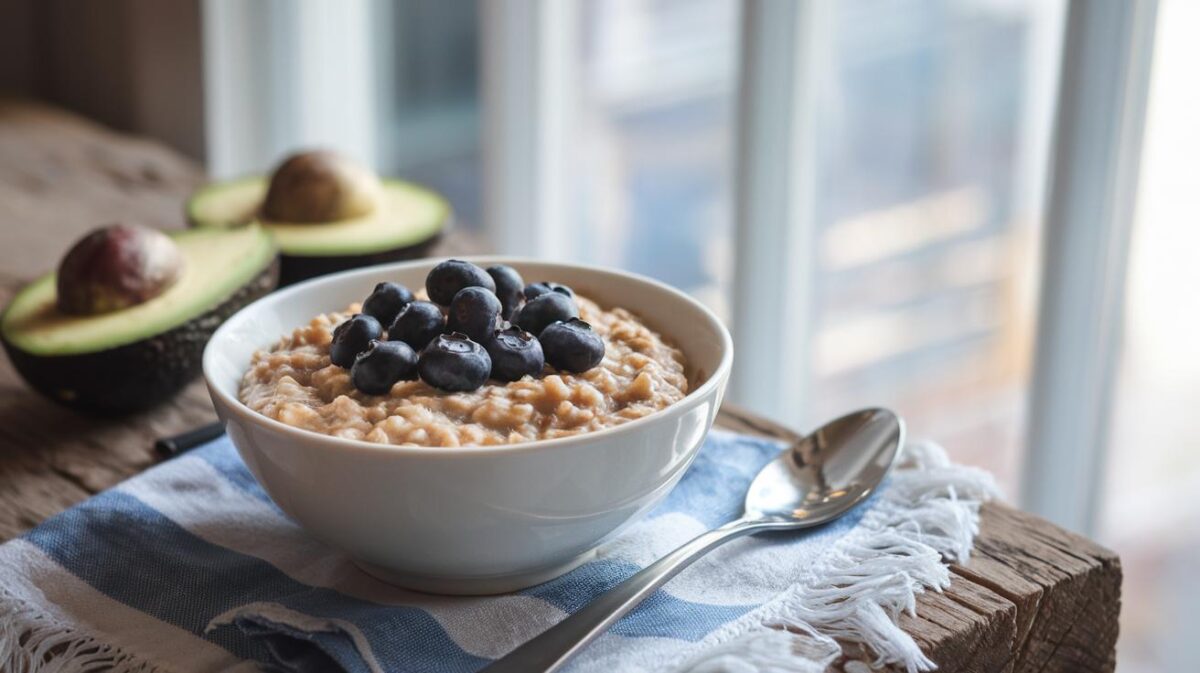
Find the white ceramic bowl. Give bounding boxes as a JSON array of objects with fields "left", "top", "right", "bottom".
[{"left": 203, "top": 257, "right": 732, "bottom": 594}]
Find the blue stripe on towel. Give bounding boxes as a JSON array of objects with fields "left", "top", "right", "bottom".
[
  {"left": 23, "top": 490, "right": 490, "bottom": 672},
  {"left": 198, "top": 443, "right": 275, "bottom": 504},
  {"left": 649, "top": 432, "right": 783, "bottom": 528}
]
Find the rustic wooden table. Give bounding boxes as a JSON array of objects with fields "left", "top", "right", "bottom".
[{"left": 0, "top": 100, "right": 1120, "bottom": 672}]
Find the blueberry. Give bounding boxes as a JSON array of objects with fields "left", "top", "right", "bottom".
[
  {"left": 388, "top": 300, "right": 445, "bottom": 350},
  {"left": 426, "top": 259, "right": 495, "bottom": 306},
  {"left": 447, "top": 286, "right": 502, "bottom": 343},
  {"left": 418, "top": 333, "right": 492, "bottom": 392},
  {"left": 351, "top": 340, "right": 418, "bottom": 395},
  {"left": 523, "top": 282, "right": 574, "bottom": 301},
  {"left": 540, "top": 318, "right": 605, "bottom": 373},
  {"left": 487, "top": 265, "right": 525, "bottom": 320},
  {"left": 485, "top": 326, "right": 545, "bottom": 381},
  {"left": 514, "top": 292, "right": 578, "bottom": 336},
  {"left": 330, "top": 314, "right": 383, "bottom": 368},
  {"left": 361, "top": 282, "right": 414, "bottom": 326}
]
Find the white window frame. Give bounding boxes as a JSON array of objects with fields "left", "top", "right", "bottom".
[
  {"left": 202, "top": 0, "right": 377, "bottom": 178},
  {"left": 1022, "top": 0, "right": 1159, "bottom": 534},
  {"left": 478, "top": 0, "right": 578, "bottom": 259},
  {"left": 728, "top": 0, "right": 827, "bottom": 426}
]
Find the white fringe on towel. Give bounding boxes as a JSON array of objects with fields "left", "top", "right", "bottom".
[
  {"left": 674, "top": 440, "right": 1001, "bottom": 673},
  {"left": 0, "top": 584, "right": 169, "bottom": 673}
]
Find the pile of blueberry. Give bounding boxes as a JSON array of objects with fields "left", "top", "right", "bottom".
[{"left": 330, "top": 260, "right": 606, "bottom": 394}]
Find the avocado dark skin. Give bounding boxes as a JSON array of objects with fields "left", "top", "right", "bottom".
[
  {"left": 276, "top": 233, "right": 442, "bottom": 286},
  {"left": 4, "top": 258, "right": 279, "bottom": 414}
]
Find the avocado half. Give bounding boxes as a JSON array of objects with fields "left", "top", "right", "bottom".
[
  {"left": 0, "top": 225, "right": 279, "bottom": 414},
  {"left": 186, "top": 177, "right": 449, "bottom": 286}
]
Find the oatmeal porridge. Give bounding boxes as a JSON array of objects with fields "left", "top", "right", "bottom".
[{"left": 239, "top": 293, "right": 689, "bottom": 446}]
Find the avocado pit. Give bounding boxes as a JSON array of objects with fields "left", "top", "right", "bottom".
[
  {"left": 261, "top": 150, "right": 383, "bottom": 223},
  {"left": 56, "top": 224, "right": 184, "bottom": 315}
]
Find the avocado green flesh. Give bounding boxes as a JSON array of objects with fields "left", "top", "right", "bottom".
[
  {"left": 1, "top": 225, "right": 276, "bottom": 356},
  {"left": 188, "top": 177, "right": 449, "bottom": 257}
]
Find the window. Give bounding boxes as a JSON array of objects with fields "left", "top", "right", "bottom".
[
  {"left": 561, "top": 0, "right": 1064, "bottom": 492},
  {"left": 373, "top": 0, "right": 482, "bottom": 229},
  {"left": 807, "top": 0, "right": 1063, "bottom": 492},
  {"left": 572, "top": 0, "right": 739, "bottom": 310}
]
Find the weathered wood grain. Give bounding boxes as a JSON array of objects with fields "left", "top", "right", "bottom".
[{"left": 0, "top": 99, "right": 1120, "bottom": 673}]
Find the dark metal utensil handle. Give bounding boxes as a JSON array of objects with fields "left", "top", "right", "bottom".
[
  {"left": 480, "top": 519, "right": 761, "bottom": 673},
  {"left": 154, "top": 421, "right": 225, "bottom": 457}
]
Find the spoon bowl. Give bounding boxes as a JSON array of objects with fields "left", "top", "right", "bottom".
[{"left": 744, "top": 408, "right": 904, "bottom": 525}]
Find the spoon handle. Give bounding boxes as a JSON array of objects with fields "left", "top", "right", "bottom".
[{"left": 480, "top": 518, "right": 760, "bottom": 673}]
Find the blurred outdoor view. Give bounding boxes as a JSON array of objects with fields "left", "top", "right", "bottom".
[{"left": 378, "top": 1, "right": 1197, "bottom": 669}]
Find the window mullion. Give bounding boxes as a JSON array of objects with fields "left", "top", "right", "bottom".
[
  {"left": 1023, "top": 0, "right": 1159, "bottom": 534},
  {"left": 480, "top": 0, "right": 578, "bottom": 258},
  {"left": 729, "top": 0, "right": 827, "bottom": 427},
  {"left": 201, "top": 0, "right": 377, "bottom": 177}
]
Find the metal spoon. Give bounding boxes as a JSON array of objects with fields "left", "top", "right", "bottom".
[{"left": 482, "top": 408, "right": 904, "bottom": 673}]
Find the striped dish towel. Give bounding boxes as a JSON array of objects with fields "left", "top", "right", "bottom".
[{"left": 0, "top": 430, "right": 997, "bottom": 673}]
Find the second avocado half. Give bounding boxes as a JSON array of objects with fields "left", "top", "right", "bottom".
[{"left": 187, "top": 150, "right": 450, "bottom": 285}]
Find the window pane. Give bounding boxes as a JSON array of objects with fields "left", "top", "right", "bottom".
[
  {"left": 1102, "top": 1, "right": 1200, "bottom": 669},
  {"left": 807, "top": 0, "right": 1062, "bottom": 492},
  {"left": 573, "top": 0, "right": 740, "bottom": 316},
  {"left": 375, "top": 0, "right": 482, "bottom": 231}
]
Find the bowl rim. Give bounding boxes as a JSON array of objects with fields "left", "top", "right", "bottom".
[{"left": 203, "top": 256, "right": 734, "bottom": 459}]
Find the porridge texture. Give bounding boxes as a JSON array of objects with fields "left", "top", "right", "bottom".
[{"left": 240, "top": 294, "right": 689, "bottom": 446}]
